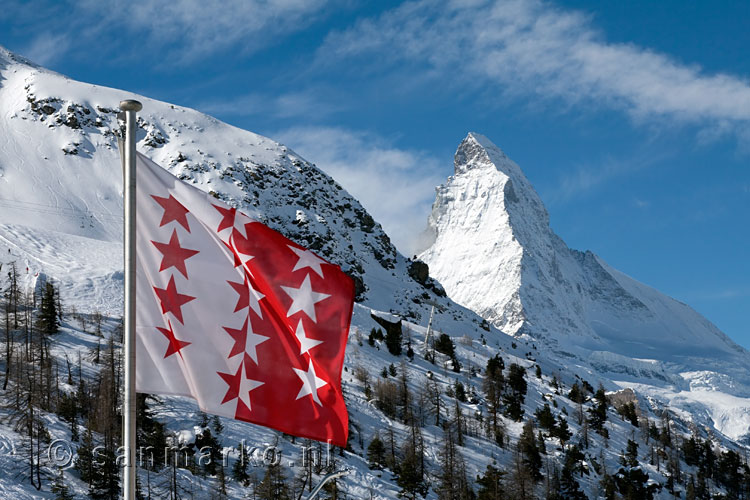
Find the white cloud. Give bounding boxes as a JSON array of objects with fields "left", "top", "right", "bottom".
[
  {"left": 109, "top": 0, "right": 329, "bottom": 59},
  {"left": 198, "top": 90, "right": 343, "bottom": 119},
  {"left": 23, "top": 33, "right": 71, "bottom": 66},
  {"left": 15, "top": 0, "right": 332, "bottom": 64},
  {"left": 319, "top": 0, "right": 750, "bottom": 138},
  {"left": 6, "top": 0, "right": 333, "bottom": 66},
  {"left": 275, "top": 126, "right": 445, "bottom": 255}
]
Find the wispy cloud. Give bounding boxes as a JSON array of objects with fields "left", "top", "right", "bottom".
[
  {"left": 198, "top": 90, "right": 344, "bottom": 120},
  {"left": 22, "top": 33, "right": 71, "bottom": 66},
  {"left": 8, "top": 0, "right": 333, "bottom": 65},
  {"left": 276, "top": 126, "right": 444, "bottom": 255},
  {"left": 543, "top": 150, "right": 665, "bottom": 204},
  {"left": 319, "top": 0, "right": 750, "bottom": 140},
  {"left": 91, "top": 0, "right": 331, "bottom": 61}
]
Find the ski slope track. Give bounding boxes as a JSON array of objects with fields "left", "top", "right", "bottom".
[
  {"left": 1, "top": 45, "right": 749, "bottom": 498},
  {"left": 420, "top": 132, "right": 750, "bottom": 442}
]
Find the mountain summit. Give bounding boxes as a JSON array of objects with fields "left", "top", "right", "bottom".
[{"left": 420, "top": 132, "right": 750, "bottom": 438}]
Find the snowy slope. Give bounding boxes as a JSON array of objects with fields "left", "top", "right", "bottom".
[
  {"left": 0, "top": 45, "right": 472, "bottom": 330},
  {"left": 1, "top": 45, "right": 749, "bottom": 499},
  {"left": 420, "top": 132, "right": 750, "bottom": 442}
]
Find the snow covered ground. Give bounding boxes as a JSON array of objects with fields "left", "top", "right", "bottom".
[{"left": 0, "top": 45, "right": 749, "bottom": 498}]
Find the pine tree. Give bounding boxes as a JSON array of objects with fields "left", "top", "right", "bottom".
[
  {"left": 454, "top": 380, "right": 467, "bottom": 402},
  {"left": 51, "top": 468, "right": 74, "bottom": 500},
  {"left": 518, "top": 420, "right": 542, "bottom": 482},
  {"left": 599, "top": 473, "right": 616, "bottom": 500},
  {"left": 434, "top": 333, "right": 455, "bottom": 357},
  {"left": 621, "top": 439, "right": 639, "bottom": 468},
  {"left": 212, "top": 415, "right": 227, "bottom": 495},
  {"left": 436, "top": 425, "right": 473, "bottom": 500},
  {"left": 90, "top": 442, "right": 121, "bottom": 500},
  {"left": 75, "top": 423, "right": 96, "bottom": 486},
  {"left": 396, "top": 441, "right": 427, "bottom": 500},
  {"left": 559, "top": 446, "right": 587, "bottom": 499},
  {"left": 553, "top": 415, "right": 571, "bottom": 445},
  {"left": 568, "top": 382, "right": 585, "bottom": 425},
  {"left": 195, "top": 422, "right": 222, "bottom": 476},
  {"left": 682, "top": 435, "right": 700, "bottom": 466},
  {"left": 256, "top": 461, "right": 291, "bottom": 500},
  {"left": 614, "top": 466, "right": 659, "bottom": 500},
  {"left": 136, "top": 393, "right": 167, "bottom": 471},
  {"left": 385, "top": 325, "right": 402, "bottom": 356},
  {"left": 232, "top": 441, "right": 251, "bottom": 486},
  {"left": 483, "top": 355, "right": 505, "bottom": 444},
  {"left": 503, "top": 364, "right": 527, "bottom": 421},
  {"left": 367, "top": 433, "right": 386, "bottom": 469},
  {"left": 38, "top": 281, "right": 59, "bottom": 335},
  {"left": 477, "top": 463, "right": 505, "bottom": 500},
  {"left": 588, "top": 386, "right": 608, "bottom": 435},
  {"left": 534, "top": 403, "right": 556, "bottom": 432}
]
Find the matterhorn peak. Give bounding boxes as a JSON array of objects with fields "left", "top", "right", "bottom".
[
  {"left": 455, "top": 132, "right": 512, "bottom": 175},
  {"left": 419, "top": 132, "right": 555, "bottom": 335},
  {"left": 422, "top": 132, "right": 750, "bottom": 395}
]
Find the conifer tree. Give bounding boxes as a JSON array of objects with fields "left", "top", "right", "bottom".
[
  {"left": 436, "top": 425, "right": 473, "bottom": 500},
  {"left": 534, "top": 403, "right": 556, "bottom": 433},
  {"left": 396, "top": 441, "right": 427, "bottom": 500},
  {"left": 553, "top": 415, "right": 571, "bottom": 445},
  {"left": 367, "top": 433, "right": 386, "bottom": 470},
  {"left": 256, "top": 461, "right": 291, "bottom": 500},
  {"left": 232, "top": 441, "right": 251, "bottom": 486},
  {"left": 136, "top": 393, "right": 167, "bottom": 471},
  {"left": 568, "top": 382, "right": 585, "bottom": 425},
  {"left": 38, "top": 281, "right": 59, "bottom": 335},
  {"left": 477, "top": 463, "right": 505, "bottom": 500},
  {"left": 588, "top": 386, "right": 608, "bottom": 436},
  {"left": 385, "top": 325, "right": 402, "bottom": 356},
  {"left": 518, "top": 420, "right": 542, "bottom": 482},
  {"left": 483, "top": 355, "right": 505, "bottom": 444},
  {"left": 76, "top": 422, "right": 96, "bottom": 487},
  {"left": 558, "top": 446, "right": 587, "bottom": 499},
  {"left": 51, "top": 468, "right": 74, "bottom": 500},
  {"left": 503, "top": 363, "right": 527, "bottom": 421},
  {"left": 90, "top": 441, "right": 121, "bottom": 500}
]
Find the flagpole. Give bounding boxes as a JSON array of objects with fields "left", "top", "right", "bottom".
[{"left": 120, "top": 98, "right": 142, "bottom": 500}]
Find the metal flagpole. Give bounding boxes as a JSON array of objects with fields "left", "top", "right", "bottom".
[{"left": 120, "top": 99, "right": 142, "bottom": 500}]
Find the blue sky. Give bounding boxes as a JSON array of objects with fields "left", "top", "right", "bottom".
[{"left": 1, "top": 0, "right": 748, "bottom": 347}]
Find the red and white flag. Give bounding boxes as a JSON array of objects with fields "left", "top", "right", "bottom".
[{"left": 134, "top": 153, "right": 354, "bottom": 446}]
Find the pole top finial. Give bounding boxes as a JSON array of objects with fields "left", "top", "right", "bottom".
[{"left": 119, "top": 99, "right": 143, "bottom": 112}]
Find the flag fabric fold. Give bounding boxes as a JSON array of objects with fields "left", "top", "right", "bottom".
[{"left": 134, "top": 152, "right": 354, "bottom": 446}]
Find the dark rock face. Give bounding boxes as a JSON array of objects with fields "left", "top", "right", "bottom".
[
  {"left": 370, "top": 312, "right": 402, "bottom": 340},
  {"left": 408, "top": 260, "right": 429, "bottom": 285}
]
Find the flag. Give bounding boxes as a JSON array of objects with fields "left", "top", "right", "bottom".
[{"left": 134, "top": 152, "right": 354, "bottom": 446}]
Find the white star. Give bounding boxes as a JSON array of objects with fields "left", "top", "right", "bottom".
[
  {"left": 288, "top": 245, "right": 326, "bottom": 278},
  {"left": 231, "top": 234, "right": 256, "bottom": 276},
  {"left": 244, "top": 328, "right": 268, "bottom": 365},
  {"left": 294, "top": 320, "right": 323, "bottom": 355},
  {"left": 247, "top": 284, "right": 264, "bottom": 318},
  {"left": 224, "top": 316, "right": 269, "bottom": 364},
  {"left": 280, "top": 274, "right": 330, "bottom": 323},
  {"left": 220, "top": 208, "right": 251, "bottom": 240},
  {"left": 293, "top": 360, "right": 328, "bottom": 406},
  {"left": 239, "top": 372, "right": 264, "bottom": 410}
]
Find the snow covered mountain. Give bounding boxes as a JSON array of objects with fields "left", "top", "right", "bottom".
[
  {"left": 0, "top": 45, "right": 464, "bottom": 327},
  {"left": 2, "top": 45, "right": 750, "bottom": 499},
  {"left": 420, "top": 132, "right": 750, "bottom": 441}
]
